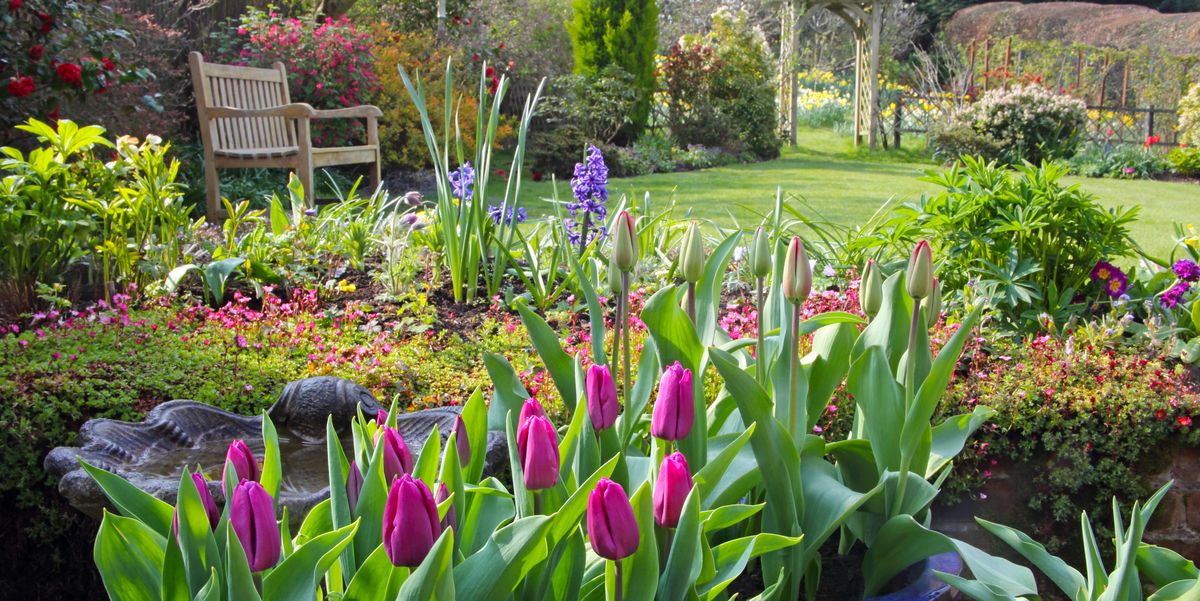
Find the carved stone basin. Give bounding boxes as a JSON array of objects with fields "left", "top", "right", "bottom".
[{"left": 45, "top": 376, "right": 507, "bottom": 526}]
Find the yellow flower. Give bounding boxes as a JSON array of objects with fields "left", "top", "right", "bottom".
[{"left": 337, "top": 279, "right": 357, "bottom": 293}]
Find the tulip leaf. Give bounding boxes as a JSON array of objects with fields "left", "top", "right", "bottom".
[
  {"left": 192, "top": 568, "right": 220, "bottom": 601},
  {"left": 701, "top": 503, "right": 764, "bottom": 533},
  {"left": 847, "top": 345, "right": 904, "bottom": 474},
  {"left": 414, "top": 424, "right": 442, "bottom": 485},
  {"left": 701, "top": 533, "right": 803, "bottom": 600},
  {"left": 454, "top": 515, "right": 554, "bottom": 601},
  {"left": 851, "top": 272, "right": 913, "bottom": 370},
  {"left": 485, "top": 352, "right": 531, "bottom": 430},
  {"left": 298, "top": 498, "right": 333, "bottom": 543},
  {"left": 975, "top": 517, "right": 1085, "bottom": 599},
  {"left": 327, "top": 417, "right": 356, "bottom": 581},
  {"left": 642, "top": 285, "right": 707, "bottom": 466},
  {"left": 932, "top": 571, "right": 1023, "bottom": 601},
  {"left": 224, "top": 521, "right": 261, "bottom": 601},
  {"left": 462, "top": 387, "right": 488, "bottom": 485},
  {"left": 343, "top": 544, "right": 408, "bottom": 601},
  {"left": 1139, "top": 544, "right": 1200, "bottom": 588},
  {"left": 566, "top": 247, "right": 608, "bottom": 366},
  {"left": 696, "top": 232, "right": 742, "bottom": 348},
  {"left": 461, "top": 479, "right": 515, "bottom": 556},
  {"left": 94, "top": 511, "right": 164, "bottom": 601},
  {"left": 260, "top": 413, "right": 282, "bottom": 503},
  {"left": 695, "top": 425, "right": 757, "bottom": 509},
  {"left": 397, "top": 529, "right": 455, "bottom": 601},
  {"left": 263, "top": 521, "right": 359, "bottom": 600},
  {"left": 505, "top": 414, "right": 533, "bottom": 517},
  {"left": 161, "top": 535, "right": 189, "bottom": 601},
  {"left": 351, "top": 435, "right": 388, "bottom": 569},
  {"left": 441, "top": 427, "right": 466, "bottom": 550},
  {"left": 176, "top": 469, "right": 222, "bottom": 597},
  {"left": 618, "top": 335, "right": 661, "bottom": 450},
  {"left": 625, "top": 481, "right": 660, "bottom": 601},
  {"left": 798, "top": 437, "right": 881, "bottom": 566},
  {"left": 658, "top": 487, "right": 703, "bottom": 601},
  {"left": 80, "top": 458, "right": 175, "bottom": 537},
  {"left": 551, "top": 455, "right": 619, "bottom": 546},
  {"left": 516, "top": 298, "right": 578, "bottom": 413},
  {"left": 801, "top": 321, "right": 856, "bottom": 431},
  {"left": 927, "top": 407, "right": 995, "bottom": 478},
  {"left": 1146, "top": 578, "right": 1200, "bottom": 601}
]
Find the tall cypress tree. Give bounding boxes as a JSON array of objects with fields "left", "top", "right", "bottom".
[{"left": 569, "top": 0, "right": 659, "bottom": 139}]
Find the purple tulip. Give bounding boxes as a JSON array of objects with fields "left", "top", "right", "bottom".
[
  {"left": 173, "top": 473, "right": 220, "bottom": 537},
  {"left": 651, "top": 362, "right": 694, "bottom": 441},
  {"left": 435, "top": 482, "right": 456, "bottom": 532},
  {"left": 653, "top": 452, "right": 694, "bottom": 528},
  {"left": 222, "top": 439, "right": 257, "bottom": 489},
  {"left": 377, "top": 409, "right": 388, "bottom": 425},
  {"left": 230, "top": 480, "right": 281, "bottom": 572},
  {"left": 382, "top": 474, "right": 441, "bottom": 567},
  {"left": 378, "top": 426, "right": 414, "bottom": 482},
  {"left": 587, "top": 478, "right": 639, "bottom": 560},
  {"left": 346, "top": 460, "right": 364, "bottom": 513},
  {"left": 517, "top": 415, "right": 560, "bottom": 491},
  {"left": 454, "top": 415, "right": 471, "bottom": 467},
  {"left": 586, "top": 364, "right": 618, "bottom": 432}
]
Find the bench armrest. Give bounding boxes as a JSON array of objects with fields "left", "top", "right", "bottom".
[
  {"left": 311, "top": 105, "right": 383, "bottom": 119},
  {"left": 207, "top": 103, "right": 316, "bottom": 119}
]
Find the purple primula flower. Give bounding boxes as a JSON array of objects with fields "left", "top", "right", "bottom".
[
  {"left": 1103, "top": 269, "right": 1128, "bottom": 298},
  {"left": 1174, "top": 260, "right": 1200, "bottom": 283},
  {"left": 1091, "top": 260, "right": 1119, "bottom": 282},
  {"left": 1162, "top": 281, "right": 1191, "bottom": 308},
  {"left": 488, "top": 204, "right": 527, "bottom": 225},
  {"left": 449, "top": 162, "right": 475, "bottom": 200}
]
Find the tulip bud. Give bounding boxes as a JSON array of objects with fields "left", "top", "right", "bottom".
[
  {"left": 378, "top": 426, "right": 414, "bottom": 482},
  {"left": 222, "top": 439, "right": 257, "bottom": 489},
  {"left": 516, "top": 398, "right": 546, "bottom": 445},
  {"left": 651, "top": 361, "right": 694, "bottom": 441},
  {"left": 587, "top": 478, "right": 639, "bottom": 560},
  {"left": 750, "top": 227, "right": 772, "bottom": 279},
  {"left": 586, "top": 364, "right": 618, "bottom": 432},
  {"left": 679, "top": 221, "right": 705, "bottom": 284},
  {"left": 346, "top": 460, "right": 364, "bottom": 513},
  {"left": 453, "top": 415, "right": 470, "bottom": 467},
  {"left": 926, "top": 277, "right": 942, "bottom": 322},
  {"left": 382, "top": 474, "right": 441, "bottom": 567},
  {"left": 607, "top": 254, "right": 623, "bottom": 294},
  {"left": 517, "top": 415, "right": 560, "bottom": 490},
  {"left": 861, "top": 259, "right": 883, "bottom": 318},
  {"left": 781, "top": 236, "right": 811, "bottom": 305},
  {"left": 653, "top": 452, "right": 693, "bottom": 529},
  {"left": 435, "top": 482, "right": 456, "bottom": 532},
  {"left": 377, "top": 409, "right": 388, "bottom": 425},
  {"left": 230, "top": 480, "right": 281, "bottom": 572},
  {"left": 175, "top": 473, "right": 220, "bottom": 536},
  {"left": 906, "top": 240, "right": 933, "bottom": 300},
  {"left": 612, "top": 210, "right": 638, "bottom": 272}
]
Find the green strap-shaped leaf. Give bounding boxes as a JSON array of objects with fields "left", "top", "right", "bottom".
[
  {"left": 453, "top": 515, "right": 554, "bottom": 601},
  {"left": 1147, "top": 578, "right": 1200, "bottom": 601},
  {"left": 618, "top": 336, "right": 661, "bottom": 450},
  {"left": 161, "top": 534, "right": 189, "bottom": 601},
  {"left": 642, "top": 285, "right": 708, "bottom": 467},
  {"left": 658, "top": 487, "right": 704, "bottom": 601},
  {"left": 846, "top": 346, "right": 904, "bottom": 474},
  {"left": 94, "top": 511, "right": 165, "bottom": 601},
  {"left": 326, "top": 417, "right": 356, "bottom": 582},
  {"left": 567, "top": 249, "right": 608, "bottom": 366},
  {"left": 927, "top": 407, "right": 996, "bottom": 478},
  {"left": 397, "top": 529, "right": 456, "bottom": 601},
  {"left": 1139, "top": 544, "right": 1200, "bottom": 588},
  {"left": 80, "top": 458, "right": 175, "bottom": 537},
  {"left": 976, "top": 517, "right": 1085, "bottom": 599},
  {"left": 624, "top": 481, "right": 660, "bottom": 601},
  {"left": 696, "top": 232, "right": 743, "bottom": 348},
  {"left": 224, "top": 521, "right": 261, "bottom": 601},
  {"left": 343, "top": 544, "right": 408, "bottom": 601},
  {"left": 485, "top": 352, "right": 531, "bottom": 430},
  {"left": 695, "top": 426, "right": 757, "bottom": 509},
  {"left": 176, "top": 468, "right": 223, "bottom": 597},
  {"left": 933, "top": 571, "right": 1023, "bottom": 601},
  {"left": 701, "top": 503, "right": 764, "bottom": 533},
  {"left": 414, "top": 425, "right": 442, "bottom": 485},
  {"left": 516, "top": 299, "right": 579, "bottom": 412},
  {"left": 263, "top": 521, "right": 359, "bottom": 600},
  {"left": 700, "top": 533, "right": 803, "bottom": 600},
  {"left": 798, "top": 438, "right": 881, "bottom": 566},
  {"left": 260, "top": 413, "right": 282, "bottom": 503}
]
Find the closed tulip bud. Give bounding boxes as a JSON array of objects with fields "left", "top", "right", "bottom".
[
  {"left": 175, "top": 473, "right": 220, "bottom": 536},
  {"left": 926, "top": 277, "right": 942, "bottom": 321},
  {"left": 651, "top": 361, "right": 694, "bottom": 441},
  {"left": 750, "top": 226, "right": 772, "bottom": 278},
  {"left": 382, "top": 475, "right": 441, "bottom": 567},
  {"left": 586, "top": 364, "right": 618, "bottom": 432},
  {"left": 607, "top": 254, "right": 623, "bottom": 294},
  {"left": 653, "top": 452, "right": 693, "bottom": 528},
  {"left": 377, "top": 409, "right": 388, "bottom": 425},
  {"left": 453, "top": 415, "right": 470, "bottom": 467},
  {"left": 679, "top": 221, "right": 705, "bottom": 284},
  {"left": 516, "top": 398, "right": 546, "bottom": 445},
  {"left": 346, "top": 460, "right": 364, "bottom": 513},
  {"left": 906, "top": 240, "right": 933, "bottom": 300},
  {"left": 861, "top": 259, "right": 883, "bottom": 318},
  {"left": 517, "top": 415, "right": 560, "bottom": 490},
  {"left": 378, "top": 426, "right": 414, "bottom": 482},
  {"left": 587, "top": 478, "right": 639, "bottom": 560},
  {"left": 230, "top": 480, "right": 281, "bottom": 572},
  {"left": 781, "top": 236, "right": 811, "bottom": 305},
  {"left": 222, "top": 439, "right": 257, "bottom": 489},
  {"left": 613, "top": 210, "right": 638, "bottom": 272},
  {"left": 435, "top": 482, "right": 456, "bottom": 532}
]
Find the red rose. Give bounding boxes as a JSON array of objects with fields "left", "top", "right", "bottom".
[
  {"left": 28, "top": 44, "right": 44, "bottom": 61},
  {"left": 56, "top": 62, "right": 82, "bottom": 86},
  {"left": 101, "top": 58, "right": 115, "bottom": 71},
  {"left": 8, "top": 0, "right": 20, "bottom": 12},
  {"left": 7, "top": 75, "right": 34, "bottom": 97}
]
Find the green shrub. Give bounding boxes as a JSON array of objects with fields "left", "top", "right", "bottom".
[
  {"left": 528, "top": 123, "right": 591, "bottom": 179},
  {"left": 568, "top": 0, "right": 658, "bottom": 138},
  {"left": 1169, "top": 145, "right": 1200, "bottom": 177},
  {"left": 1068, "top": 141, "right": 1172, "bottom": 179},
  {"left": 540, "top": 65, "right": 638, "bottom": 145},
  {"left": 1180, "top": 82, "right": 1200, "bottom": 147},
  {"left": 932, "top": 84, "right": 1087, "bottom": 166}
]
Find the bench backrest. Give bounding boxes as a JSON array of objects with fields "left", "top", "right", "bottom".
[{"left": 188, "top": 52, "right": 296, "bottom": 152}]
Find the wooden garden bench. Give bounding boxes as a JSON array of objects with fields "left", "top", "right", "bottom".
[{"left": 188, "top": 51, "right": 382, "bottom": 221}]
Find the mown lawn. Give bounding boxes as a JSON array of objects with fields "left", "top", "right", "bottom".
[{"left": 513, "top": 128, "right": 1198, "bottom": 259}]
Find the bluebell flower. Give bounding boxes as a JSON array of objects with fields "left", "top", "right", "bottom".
[{"left": 449, "top": 162, "right": 475, "bottom": 200}]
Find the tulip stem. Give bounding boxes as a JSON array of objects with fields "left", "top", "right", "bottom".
[
  {"left": 611, "top": 290, "right": 622, "bottom": 395},
  {"left": 755, "top": 276, "right": 765, "bottom": 385},
  {"left": 788, "top": 302, "right": 801, "bottom": 439},
  {"left": 621, "top": 271, "right": 632, "bottom": 423},
  {"left": 686, "top": 282, "right": 696, "bottom": 325},
  {"left": 892, "top": 301, "right": 923, "bottom": 518},
  {"left": 533, "top": 490, "right": 542, "bottom": 515},
  {"left": 614, "top": 560, "right": 624, "bottom": 601}
]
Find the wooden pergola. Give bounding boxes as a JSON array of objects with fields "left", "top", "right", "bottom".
[{"left": 778, "top": 0, "right": 884, "bottom": 148}]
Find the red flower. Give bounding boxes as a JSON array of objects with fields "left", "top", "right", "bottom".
[
  {"left": 47, "top": 105, "right": 59, "bottom": 122},
  {"left": 485, "top": 66, "right": 495, "bottom": 78},
  {"left": 497, "top": 42, "right": 505, "bottom": 49},
  {"left": 471, "top": 53, "right": 480, "bottom": 61},
  {"left": 495, "top": 168, "right": 507, "bottom": 178},
  {"left": 531, "top": 170, "right": 543, "bottom": 182},
  {"left": 101, "top": 58, "right": 115, "bottom": 71},
  {"left": 37, "top": 11, "right": 53, "bottom": 32},
  {"left": 488, "top": 75, "right": 499, "bottom": 95},
  {"left": 507, "top": 60, "right": 515, "bottom": 70},
  {"left": 8, "top": 0, "right": 20, "bottom": 12},
  {"left": 1156, "top": 408, "right": 1167, "bottom": 420},
  {"left": 1179, "top": 415, "right": 1193, "bottom": 427},
  {"left": 28, "top": 44, "right": 43, "bottom": 61},
  {"left": 56, "top": 63, "right": 82, "bottom": 86},
  {"left": 7, "top": 75, "right": 34, "bottom": 97}
]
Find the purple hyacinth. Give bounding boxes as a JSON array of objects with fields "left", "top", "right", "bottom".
[
  {"left": 570, "top": 145, "right": 609, "bottom": 211},
  {"left": 449, "top": 162, "right": 475, "bottom": 200},
  {"left": 1174, "top": 260, "right": 1200, "bottom": 283},
  {"left": 1162, "top": 281, "right": 1191, "bottom": 308},
  {"left": 488, "top": 204, "right": 528, "bottom": 226},
  {"left": 565, "top": 219, "right": 607, "bottom": 246}
]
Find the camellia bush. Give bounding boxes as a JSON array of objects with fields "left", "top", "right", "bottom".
[{"left": 932, "top": 84, "right": 1088, "bottom": 166}]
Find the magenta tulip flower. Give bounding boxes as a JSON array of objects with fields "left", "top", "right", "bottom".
[
  {"left": 651, "top": 362, "right": 694, "bottom": 441},
  {"left": 346, "top": 460, "right": 364, "bottom": 513},
  {"left": 453, "top": 415, "right": 470, "bottom": 467},
  {"left": 173, "top": 473, "right": 220, "bottom": 537},
  {"left": 222, "top": 439, "right": 257, "bottom": 489},
  {"left": 378, "top": 426, "right": 414, "bottom": 482},
  {"left": 435, "top": 482, "right": 456, "bottom": 532},
  {"left": 377, "top": 409, "right": 388, "bottom": 425},
  {"left": 587, "top": 478, "right": 639, "bottom": 560},
  {"left": 516, "top": 397, "right": 546, "bottom": 442},
  {"left": 230, "top": 480, "right": 281, "bottom": 572},
  {"left": 382, "top": 474, "right": 441, "bottom": 567},
  {"left": 653, "top": 452, "right": 694, "bottom": 528},
  {"left": 586, "top": 364, "right": 618, "bottom": 432},
  {"left": 517, "top": 415, "right": 560, "bottom": 490}
]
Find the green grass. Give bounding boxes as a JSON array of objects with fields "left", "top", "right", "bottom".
[{"left": 510, "top": 128, "right": 1199, "bottom": 259}]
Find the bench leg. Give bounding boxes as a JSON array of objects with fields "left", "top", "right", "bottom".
[{"left": 204, "top": 158, "right": 221, "bottom": 223}]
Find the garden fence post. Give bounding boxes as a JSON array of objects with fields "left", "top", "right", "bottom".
[
  {"left": 893, "top": 97, "right": 902, "bottom": 149},
  {"left": 1148, "top": 106, "right": 1155, "bottom": 143}
]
